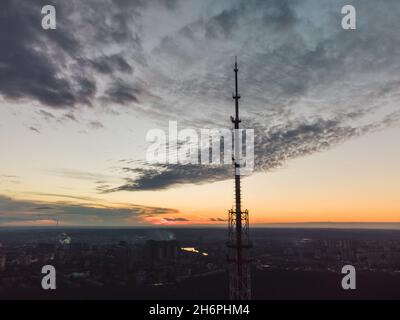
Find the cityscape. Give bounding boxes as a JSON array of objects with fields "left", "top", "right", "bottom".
[{"left": 1, "top": 227, "right": 400, "bottom": 299}]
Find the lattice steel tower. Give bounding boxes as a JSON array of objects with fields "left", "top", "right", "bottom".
[{"left": 227, "top": 57, "right": 252, "bottom": 300}]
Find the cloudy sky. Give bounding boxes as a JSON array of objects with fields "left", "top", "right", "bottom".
[{"left": 0, "top": 0, "right": 400, "bottom": 227}]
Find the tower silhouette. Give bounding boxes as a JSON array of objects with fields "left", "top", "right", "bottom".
[{"left": 227, "top": 57, "right": 251, "bottom": 300}]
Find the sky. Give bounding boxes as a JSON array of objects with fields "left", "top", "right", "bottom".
[{"left": 0, "top": 0, "right": 400, "bottom": 227}]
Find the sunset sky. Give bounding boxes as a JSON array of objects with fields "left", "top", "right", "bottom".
[{"left": 1, "top": 0, "right": 400, "bottom": 227}]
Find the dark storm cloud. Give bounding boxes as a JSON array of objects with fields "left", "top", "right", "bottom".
[
  {"left": 105, "top": 165, "right": 231, "bottom": 192},
  {"left": 0, "top": 1, "right": 86, "bottom": 107},
  {"left": 75, "top": 77, "right": 97, "bottom": 106},
  {"left": 0, "top": 195, "right": 179, "bottom": 225},
  {"left": 252, "top": 117, "right": 363, "bottom": 172},
  {"left": 82, "top": 55, "right": 133, "bottom": 75},
  {"left": 0, "top": 0, "right": 163, "bottom": 109},
  {"left": 105, "top": 111, "right": 397, "bottom": 191},
  {"left": 104, "top": 81, "right": 141, "bottom": 104},
  {"left": 0, "top": 1, "right": 85, "bottom": 108}
]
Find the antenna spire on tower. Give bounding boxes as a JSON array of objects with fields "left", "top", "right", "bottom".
[{"left": 227, "top": 57, "right": 251, "bottom": 300}]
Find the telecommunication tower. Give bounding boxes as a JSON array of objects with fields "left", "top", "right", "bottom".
[{"left": 227, "top": 57, "right": 252, "bottom": 300}]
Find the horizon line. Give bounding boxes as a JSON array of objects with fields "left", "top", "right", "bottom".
[{"left": 1, "top": 222, "right": 400, "bottom": 230}]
